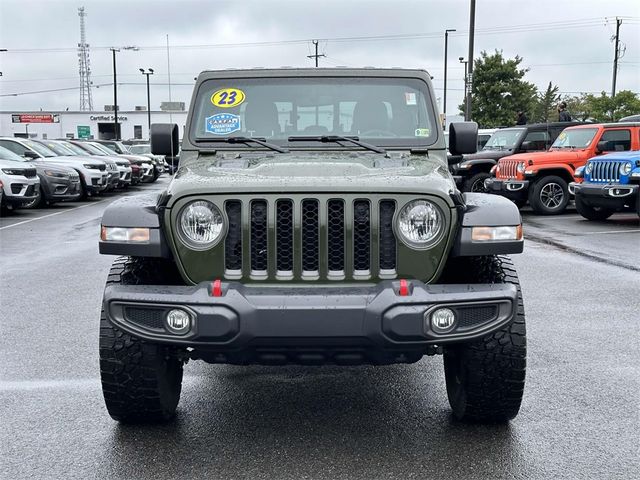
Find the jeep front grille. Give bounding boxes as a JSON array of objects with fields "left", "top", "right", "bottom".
[
  {"left": 497, "top": 159, "right": 518, "bottom": 179},
  {"left": 590, "top": 161, "right": 621, "bottom": 183},
  {"left": 223, "top": 198, "right": 397, "bottom": 281}
]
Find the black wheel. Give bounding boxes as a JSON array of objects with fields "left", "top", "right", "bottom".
[
  {"left": 100, "top": 257, "right": 185, "bottom": 423},
  {"left": 529, "top": 176, "right": 569, "bottom": 214},
  {"left": 574, "top": 195, "right": 614, "bottom": 221},
  {"left": 462, "top": 172, "right": 490, "bottom": 193},
  {"left": 440, "top": 255, "right": 526, "bottom": 423}
]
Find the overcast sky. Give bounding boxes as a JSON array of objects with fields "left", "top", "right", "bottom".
[{"left": 0, "top": 0, "right": 638, "bottom": 115}]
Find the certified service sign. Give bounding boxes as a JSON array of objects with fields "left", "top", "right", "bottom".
[{"left": 205, "top": 113, "right": 241, "bottom": 135}]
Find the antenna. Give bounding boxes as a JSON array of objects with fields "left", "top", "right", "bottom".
[{"left": 78, "top": 6, "right": 93, "bottom": 110}]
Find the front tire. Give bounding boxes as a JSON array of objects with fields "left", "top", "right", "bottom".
[
  {"left": 575, "top": 195, "right": 614, "bottom": 221},
  {"left": 441, "top": 256, "right": 526, "bottom": 423},
  {"left": 99, "top": 257, "right": 185, "bottom": 423},
  {"left": 462, "top": 172, "right": 490, "bottom": 193},
  {"left": 529, "top": 175, "right": 570, "bottom": 215}
]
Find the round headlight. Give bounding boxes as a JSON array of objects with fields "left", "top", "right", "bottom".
[
  {"left": 516, "top": 162, "right": 525, "bottom": 173},
  {"left": 397, "top": 200, "right": 443, "bottom": 248},
  {"left": 585, "top": 162, "right": 593, "bottom": 174},
  {"left": 620, "top": 162, "right": 632, "bottom": 176},
  {"left": 178, "top": 200, "right": 224, "bottom": 249}
]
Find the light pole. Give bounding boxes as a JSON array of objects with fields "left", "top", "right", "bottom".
[
  {"left": 110, "top": 46, "right": 138, "bottom": 140},
  {"left": 139, "top": 68, "right": 154, "bottom": 137},
  {"left": 459, "top": 57, "right": 469, "bottom": 120},
  {"left": 466, "top": 0, "right": 477, "bottom": 121},
  {"left": 443, "top": 29, "right": 456, "bottom": 130}
]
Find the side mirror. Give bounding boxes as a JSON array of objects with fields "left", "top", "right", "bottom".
[
  {"left": 595, "top": 140, "right": 609, "bottom": 153},
  {"left": 24, "top": 150, "right": 39, "bottom": 159},
  {"left": 150, "top": 123, "right": 179, "bottom": 157},
  {"left": 447, "top": 154, "right": 464, "bottom": 166},
  {"left": 449, "top": 122, "right": 478, "bottom": 155}
]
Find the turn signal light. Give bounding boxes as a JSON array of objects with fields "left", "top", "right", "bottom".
[
  {"left": 471, "top": 225, "right": 523, "bottom": 242},
  {"left": 100, "top": 226, "right": 150, "bottom": 243}
]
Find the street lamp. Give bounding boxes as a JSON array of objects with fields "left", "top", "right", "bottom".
[
  {"left": 459, "top": 57, "right": 469, "bottom": 121},
  {"left": 139, "top": 68, "right": 154, "bottom": 137},
  {"left": 443, "top": 29, "right": 456, "bottom": 130},
  {"left": 110, "top": 46, "right": 138, "bottom": 140}
]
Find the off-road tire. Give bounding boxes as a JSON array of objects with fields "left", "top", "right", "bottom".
[
  {"left": 99, "top": 257, "right": 185, "bottom": 423},
  {"left": 462, "top": 172, "right": 490, "bottom": 193},
  {"left": 574, "top": 195, "right": 614, "bottom": 221},
  {"left": 529, "top": 175, "right": 570, "bottom": 215},
  {"left": 440, "top": 255, "right": 526, "bottom": 423}
]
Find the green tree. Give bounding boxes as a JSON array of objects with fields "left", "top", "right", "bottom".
[
  {"left": 460, "top": 50, "right": 537, "bottom": 127},
  {"left": 531, "top": 82, "right": 560, "bottom": 123},
  {"left": 562, "top": 91, "right": 640, "bottom": 122}
]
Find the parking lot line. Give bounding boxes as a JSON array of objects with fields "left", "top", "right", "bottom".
[
  {"left": 0, "top": 200, "right": 106, "bottom": 231},
  {"left": 579, "top": 229, "right": 640, "bottom": 235}
]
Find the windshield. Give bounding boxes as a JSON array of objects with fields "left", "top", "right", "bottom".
[
  {"left": 101, "top": 141, "right": 130, "bottom": 154},
  {"left": 38, "top": 141, "right": 76, "bottom": 156},
  {"left": 551, "top": 128, "right": 598, "bottom": 148},
  {"left": 191, "top": 76, "right": 438, "bottom": 148},
  {"left": 129, "top": 144, "right": 151, "bottom": 154},
  {"left": 22, "top": 139, "right": 57, "bottom": 157},
  {"left": 74, "top": 142, "right": 107, "bottom": 155},
  {"left": 59, "top": 141, "right": 88, "bottom": 155},
  {"left": 0, "top": 145, "right": 26, "bottom": 162},
  {"left": 90, "top": 143, "right": 118, "bottom": 155},
  {"left": 482, "top": 128, "right": 524, "bottom": 150}
]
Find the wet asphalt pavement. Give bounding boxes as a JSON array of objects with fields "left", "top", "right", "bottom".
[{"left": 1, "top": 178, "right": 639, "bottom": 479}]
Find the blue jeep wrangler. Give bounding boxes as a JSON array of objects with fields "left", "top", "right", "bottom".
[{"left": 569, "top": 151, "right": 640, "bottom": 220}]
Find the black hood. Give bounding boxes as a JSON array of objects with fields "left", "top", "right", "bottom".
[{"left": 462, "top": 149, "right": 512, "bottom": 161}]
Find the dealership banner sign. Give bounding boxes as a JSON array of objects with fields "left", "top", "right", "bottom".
[{"left": 12, "top": 114, "right": 60, "bottom": 123}]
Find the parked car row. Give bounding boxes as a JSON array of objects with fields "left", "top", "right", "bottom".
[
  {"left": 449, "top": 121, "right": 640, "bottom": 219},
  {"left": 0, "top": 139, "right": 165, "bottom": 213}
]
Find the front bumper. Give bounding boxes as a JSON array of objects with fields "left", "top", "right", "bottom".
[
  {"left": 570, "top": 181, "right": 639, "bottom": 210},
  {"left": 2, "top": 176, "right": 40, "bottom": 206},
  {"left": 484, "top": 178, "right": 530, "bottom": 201},
  {"left": 103, "top": 280, "right": 518, "bottom": 364},
  {"left": 41, "top": 176, "right": 82, "bottom": 202}
]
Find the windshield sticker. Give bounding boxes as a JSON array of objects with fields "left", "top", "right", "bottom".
[
  {"left": 211, "top": 88, "right": 246, "bottom": 108},
  {"left": 415, "top": 128, "right": 430, "bottom": 137},
  {"left": 405, "top": 92, "right": 417, "bottom": 105},
  {"left": 205, "top": 113, "right": 241, "bottom": 135},
  {"left": 558, "top": 132, "right": 567, "bottom": 141}
]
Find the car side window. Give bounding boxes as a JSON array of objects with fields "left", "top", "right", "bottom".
[
  {"left": 600, "top": 129, "right": 631, "bottom": 151},
  {"left": 0, "top": 140, "right": 27, "bottom": 156},
  {"left": 522, "top": 131, "right": 549, "bottom": 150}
]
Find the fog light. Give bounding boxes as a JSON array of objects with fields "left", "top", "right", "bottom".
[
  {"left": 166, "top": 309, "right": 191, "bottom": 334},
  {"left": 430, "top": 308, "right": 456, "bottom": 333}
]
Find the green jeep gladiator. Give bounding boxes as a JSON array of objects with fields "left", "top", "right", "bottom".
[{"left": 98, "top": 68, "right": 526, "bottom": 424}]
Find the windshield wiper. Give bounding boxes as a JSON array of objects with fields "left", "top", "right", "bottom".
[
  {"left": 288, "top": 135, "right": 386, "bottom": 154},
  {"left": 195, "top": 136, "right": 289, "bottom": 153}
]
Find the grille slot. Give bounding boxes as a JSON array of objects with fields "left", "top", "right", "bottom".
[
  {"left": 456, "top": 305, "right": 498, "bottom": 330},
  {"left": 225, "top": 201, "right": 242, "bottom": 272},
  {"left": 327, "top": 200, "right": 345, "bottom": 273},
  {"left": 250, "top": 200, "right": 268, "bottom": 273},
  {"left": 276, "top": 200, "right": 294, "bottom": 274},
  {"left": 301, "top": 199, "right": 319, "bottom": 273},
  {"left": 353, "top": 200, "right": 371, "bottom": 272},
  {"left": 379, "top": 200, "right": 396, "bottom": 271}
]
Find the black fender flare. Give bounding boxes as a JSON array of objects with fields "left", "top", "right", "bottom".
[{"left": 452, "top": 193, "right": 524, "bottom": 256}]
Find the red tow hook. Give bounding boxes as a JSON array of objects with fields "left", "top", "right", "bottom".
[
  {"left": 211, "top": 279, "right": 223, "bottom": 297},
  {"left": 398, "top": 279, "right": 410, "bottom": 296}
]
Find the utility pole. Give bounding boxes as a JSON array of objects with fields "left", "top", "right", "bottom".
[
  {"left": 465, "top": 0, "right": 476, "bottom": 121},
  {"left": 140, "top": 68, "right": 154, "bottom": 136},
  {"left": 611, "top": 17, "right": 622, "bottom": 98},
  {"left": 443, "top": 29, "right": 456, "bottom": 130},
  {"left": 111, "top": 48, "right": 119, "bottom": 140},
  {"left": 307, "top": 40, "right": 325, "bottom": 67}
]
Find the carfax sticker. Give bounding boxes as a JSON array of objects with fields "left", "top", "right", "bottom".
[
  {"left": 211, "top": 88, "right": 246, "bottom": 108},
  {"left": 405, "top": 92, "right": 417, "bottom": 105},
  {"left": 415, "top": 128, "right": 430, "bottom": 137},
  {"left": 205, "top": 113, "right": 241, "bottom": 135}
]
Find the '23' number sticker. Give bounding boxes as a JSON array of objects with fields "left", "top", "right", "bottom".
[{"left": 211, "top": 88, "right": 245, "bottom": 108}]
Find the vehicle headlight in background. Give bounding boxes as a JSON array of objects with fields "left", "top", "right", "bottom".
[
  {"left": 44, "top": 169, "right": 70, "bottom": 178},
  {"left": 585, "top": 162, "right": 593, "bottom": 174},
  {"left": 83, "top": 164, "right": 100, "bottom": 169},
  {"left": 178, "top": 200, "right": 224, "bottom": 249},
  {"left": 516, "top": 162, "right": 525, "bottom": 173},
  {"left": 2, "top": 168, "right": 24, "bottom": 175},
  {"left": 620, "top": 162, "right": 632, "bottom": 175},
  {"left": 396, "top": 200, "right": 443, "bottom": 248}
]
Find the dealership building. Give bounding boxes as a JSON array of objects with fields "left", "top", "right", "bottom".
[{"left": 0, "top": 109, "right": 188, "bottom": 141}]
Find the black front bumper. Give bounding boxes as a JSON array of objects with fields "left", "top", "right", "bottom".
[
  {"left": 41, "top": 178, "right": 82, "bottom": 202},
  {"left": 570, "top": 182, "right": 639, "bottom": 210},
  {"left": 103, "top": 280, "right": 518, "bottom": 364},
  {"left": 484, "top": 178, "right": 530, "bottom": 201}
]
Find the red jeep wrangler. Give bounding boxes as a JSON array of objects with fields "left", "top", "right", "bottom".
[{"left": 485, "top": 122, "right": 640, "bottom": 214}]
